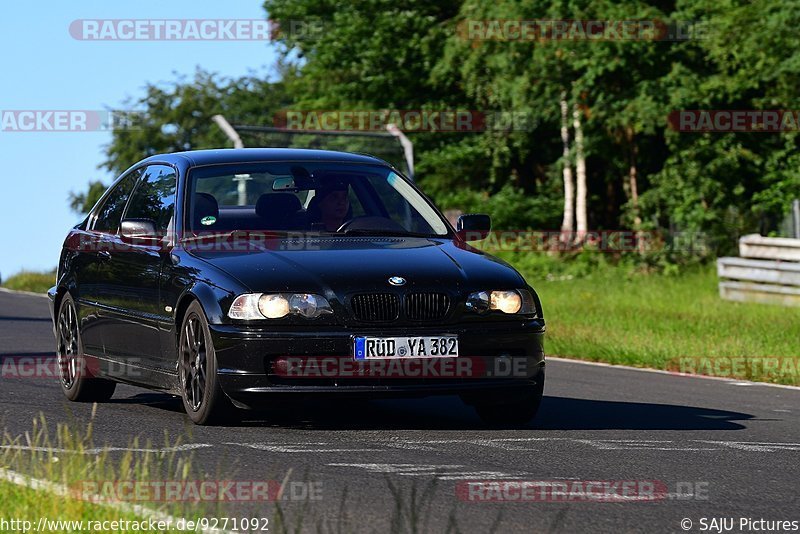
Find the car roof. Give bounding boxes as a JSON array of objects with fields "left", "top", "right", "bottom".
[{"left": 141, "top": 148, "right": 391, "bottom": 168}]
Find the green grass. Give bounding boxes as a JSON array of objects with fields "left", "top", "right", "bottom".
[
  {"left": 515, "top": 262, "right": 800, "bottom": 385},
  {"left": 0, "top": 413, "right": 221, "bottom": 533},
  {"left": 1, "top": 413, "right": 470, "bottom": 533},
  {"left": 2, "top": 270, "right": 56, "bottom": 293},
  {"left": 0, "top": 480, "right": 191, "bottom": 533}
]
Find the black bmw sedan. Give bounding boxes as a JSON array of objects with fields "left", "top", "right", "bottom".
[{"left": 48, "top": 149, "right": 545, "bottom": 425}]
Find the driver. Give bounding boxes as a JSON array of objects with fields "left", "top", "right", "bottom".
[{"left": 308, "top": 181, "right": 351, "bottom": 231}]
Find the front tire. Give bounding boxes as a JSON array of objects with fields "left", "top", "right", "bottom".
[
  {"left": 179, "top": 301, "right": 236, "bottom": 425},
  {"left": 472, "top": 371, "right": 545, "bottom": 427},
  {"left": 56, "top": 294, "right": 116, "bottom": 402}
]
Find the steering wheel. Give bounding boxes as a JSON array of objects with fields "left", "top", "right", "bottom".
[{"left": 337, "top": 216, "right": 408, "bottom": 233}]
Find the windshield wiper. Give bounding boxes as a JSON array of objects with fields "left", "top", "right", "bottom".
[
  {"left": 341, "top": 228, "right": 434, "bottom": 238},
  {"left": 180, "top": 230, "right": 291, "bottom": 243}
]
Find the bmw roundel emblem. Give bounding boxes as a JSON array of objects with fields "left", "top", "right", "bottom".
[{"left": 388, "top": 276, "right": 406, "bottom": 286}]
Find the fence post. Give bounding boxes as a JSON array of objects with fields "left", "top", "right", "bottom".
[{"left": 793, "top": 199, "right": 800, "bottom": 239}]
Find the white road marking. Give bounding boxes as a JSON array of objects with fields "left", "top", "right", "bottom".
[
  {"left": 698, "top": 441, "right": 800, "bottom": 452},
  {"left": 327, "top": 463, "right": 526, "bottom": 480},
  {"left": 378, "top": 437, "right": 539, "bottom": 451},
  {"left": 433, "top": 472, "right": 527, "bottom": 480},
  {"left": 230, "top": 442, "right": 383, "bottom": 453},
  {"left": 20, "top": 438, "right": 792, "bottom": 459},
  {"left": 572, "top": 439, "right": 717, "bottom": 451},
  {"left": 0, "top": 467, "right": 234, "bottom": 534},
  {"left": 328, "top": 463, "right": 463, "bottom": 474},
  {"left": 380, "top": 441, "right": 440, "bottom": 451},
  {"left": 375, "top": 437, "right": 711, "bottom": 452},
  {"left": 372, "top": 437, "right": 800, "bottom": 453}
]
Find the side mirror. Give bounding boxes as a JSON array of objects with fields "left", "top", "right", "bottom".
[
  {"left": 120, "top": 219, "right": 158, "bottom": 241},
  {"left": 457, "top": 214, "right": 491, "bottom": 241}
]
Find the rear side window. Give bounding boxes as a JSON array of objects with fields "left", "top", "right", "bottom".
[
  {"left": 124, "top": 165, "right": 177, "bottom": 233},
  {"left": 92, "top": 169, "right": 141, "bottom": 234}
]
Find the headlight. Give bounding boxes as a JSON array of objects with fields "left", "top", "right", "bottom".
[
  {"left": 466, "top": 289, "right": 536, "bottom": 316},
  {"left": 229, "top": 293, "right": 332, "bottom": 320}
]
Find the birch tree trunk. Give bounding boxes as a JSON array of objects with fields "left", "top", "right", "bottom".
[
  {"left": 560, "top": 92, "right": 574, "bottom": 245},
  {"left": 626, "top": 127, "right": 644, "bottom": 253},
  {"left": 573, "top": 103, "right": 587, "bottom": 245}
]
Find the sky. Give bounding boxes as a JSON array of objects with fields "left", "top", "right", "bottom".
[{"left": 0, "top": 0, "right": 278, "bottom": 279}]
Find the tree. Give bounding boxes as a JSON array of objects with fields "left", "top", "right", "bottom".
[
  {"left": 68, "top": 180, "right": 107, "bottom": 214},
  {"left": 73, "top": 0, "right": 800, "bottom": 256},
  {"left": 559, "top": 91, "right": 574, "bottom": 242},
  {"left": 102, "top": 69, "right": 290, "bottom": 176}
]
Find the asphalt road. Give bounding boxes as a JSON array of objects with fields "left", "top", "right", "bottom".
[{"left": 1, "top": 289, "right": 799, "bottom": 533}]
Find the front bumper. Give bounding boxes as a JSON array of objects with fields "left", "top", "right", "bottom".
[
  {"left": 47, "top": 286, "right": 57, "bottom": 337},
  {"left": 209, "top": 319, "right": 545, "bottom": 408}
]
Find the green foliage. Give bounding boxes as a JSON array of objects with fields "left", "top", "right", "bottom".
[
  {"left": 436, "top": 183, "right": 562, "bottom": 230},
  {"left": 103, "top": 69, "right": 291, "bottom": 175},
  {"left": 68, "top": 180, "right": 107, "bottom": 215},
  {"left": 2, "top": 270, "right": 56, "bottom": 293},
  {"left": 72, "top": 0, "right": 800, "bottom": 265}
]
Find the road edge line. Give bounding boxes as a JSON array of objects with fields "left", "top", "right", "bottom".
[
  {"left": 0, "top": 287, "right": 49, "bottom": 299},
  {"left": 548, "top": 356, "right": 800, "bottom": 391},
  {"left": 0, "top": 467, "right": 234, "bottom": 534}
]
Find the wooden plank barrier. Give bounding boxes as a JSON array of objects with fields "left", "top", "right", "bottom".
[{"left": 717, "top": 234, "right": 800, "bottom": 307}]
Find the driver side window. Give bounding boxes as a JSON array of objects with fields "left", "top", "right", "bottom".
[
  {"left": 92, "top": 169, "right": 141, "bottom": 234},
  {"left": 124, "top": 164, "right": 177, "bottom": 234}
]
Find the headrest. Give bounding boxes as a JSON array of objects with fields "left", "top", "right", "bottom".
[
  {"left": 255, "top": 193, "right": 302, "bottom": 219},
  {"left": 193, "top": 193, "right": 219, "bottom": 228}
]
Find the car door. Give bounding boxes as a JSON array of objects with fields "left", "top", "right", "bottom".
[
  {"left": 96, "top": 164, "right": 177, "bottom": 374},
  {"left": 77, "top": 169, "right": 142, "bottom": 356}
]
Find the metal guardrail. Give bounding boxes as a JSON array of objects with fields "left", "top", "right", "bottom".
[{"left": 717, "top": 234, "right": 800, "bottom": 307}]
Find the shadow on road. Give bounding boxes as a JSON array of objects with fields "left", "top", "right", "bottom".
[
  {"left": 111, "top": 392, "right": 753, "bottom": 431},
  {"left": 108, "top": 392, "right": 185, "bottom": 413},
  {"left": 534, "top": 396, "right": 752, "bottom": 431},
  {"left": 0, "top": 316, "right": 51, "bottom": 322}
]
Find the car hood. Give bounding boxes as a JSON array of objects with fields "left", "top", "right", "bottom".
[{"left": 186, "top": 236, "right": 525, "bottom": 295}]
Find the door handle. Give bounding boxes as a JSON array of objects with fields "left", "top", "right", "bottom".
[{"left": 98, "top": 250, "right": 112, "bottom": 261}]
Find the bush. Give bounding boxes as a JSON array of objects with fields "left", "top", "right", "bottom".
[
  {"left": 433, "top": 183, "right": 562, "bottom": 230},
  {"left": 2, "top": 270, "right": 56, "bottom": 293}
]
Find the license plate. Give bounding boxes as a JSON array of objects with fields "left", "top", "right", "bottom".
[{"left": 354, "top": 336, "right": 458, "bottom": 360}]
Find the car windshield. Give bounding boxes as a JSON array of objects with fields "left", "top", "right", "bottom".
[{"left": 184, "top": 162, "right": 450, "bottom": 237}]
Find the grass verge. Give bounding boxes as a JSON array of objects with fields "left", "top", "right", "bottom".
[
  {"left": 0, "top": 479, "right": 192, "bottom": 533},
  {"left": 1, "top": 412, "right": 472, "bottom": 533},
  {"left": 512, "top": 259, "right": 800, "bottom": 385},
  {"left": 0, "top": 411, "right": 222, "bottom": 533},
  {"left": 1, "top": 270, "right": 56, "bottom": 293}
]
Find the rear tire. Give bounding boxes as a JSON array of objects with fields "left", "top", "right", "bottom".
[
  {"left": 178, "top": 301, "right": 237, "bottom": 425},
  {"left": 473, "top": 371, "right": 545, "bottom": 427},
  {"left": 56, "top": 294, "right": 116, "bottom": 402}
]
